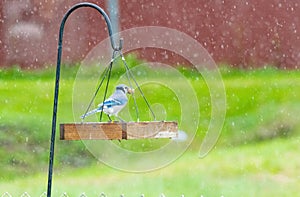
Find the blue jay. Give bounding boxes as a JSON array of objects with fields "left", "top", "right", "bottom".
[{"left": 81, "top": 84, "right": 134, "bottom": 122}]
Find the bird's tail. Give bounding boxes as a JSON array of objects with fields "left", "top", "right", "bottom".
[{"left": 81, "top": 108, "right": 99, "bottom": 119}]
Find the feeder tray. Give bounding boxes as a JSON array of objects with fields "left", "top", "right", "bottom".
[{"left": 60, "top": 121, "right": 178, "bottom": 140}]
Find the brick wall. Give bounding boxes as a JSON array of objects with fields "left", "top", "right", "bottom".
[{"left": 1, "top": 0, "right": 300, "bottom": 68}]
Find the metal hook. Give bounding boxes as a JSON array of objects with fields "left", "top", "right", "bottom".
[
  {"left": 57, "top": 2, "right": 121, "bottom": 51},
  {"left": 47, "top": 2, "right": 123, "bottom": 197},
  {"left": 117, "top": 38, "right": 124, "bottom": 51}
]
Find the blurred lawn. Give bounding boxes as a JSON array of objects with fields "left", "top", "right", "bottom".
[
  {"left": 0, "top": 63, "right": 300, "bottom": 196},
  {"left": 1, "top": 137, "right": 300, "bottom": 196}
]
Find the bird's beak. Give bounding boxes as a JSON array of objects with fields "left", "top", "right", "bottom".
[{"left": 127, "top": 88, "right": 134, "bottom": 94}]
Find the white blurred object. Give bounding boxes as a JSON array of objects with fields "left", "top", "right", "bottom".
[{"left": 172, "top": 130, "right": 188, "bottom": 142}]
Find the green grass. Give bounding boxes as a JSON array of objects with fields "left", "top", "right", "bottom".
[
  {"left": 1, "top": 137, "right": 300, "bottom": 196},
  {"left": 1, "top": 63, "right": 300, "bottom": 196}
]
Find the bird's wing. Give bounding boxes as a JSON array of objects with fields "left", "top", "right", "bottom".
[{"left": 98, "top": 98, "right": 123, "bottom": 109}]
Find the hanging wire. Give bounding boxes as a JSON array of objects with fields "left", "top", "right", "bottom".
[
  {"left": 81, "top": 48, "right": 156, "bottom": 122},
  {"left": 119, "top": 51, "right": 156, "bottom": 121},
  {"left": 118, "top": 52, "right": 140, "bottom": 121},
  {"left": 99, "top": 50, "right": 117, "bottom": 121},
  {"left": 81, "top": 51, "right": 117, "bottom": 121}
]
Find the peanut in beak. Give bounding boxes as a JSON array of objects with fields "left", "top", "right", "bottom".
[{"left": 127, "top": 88, "right": 134, "bottom": 94}]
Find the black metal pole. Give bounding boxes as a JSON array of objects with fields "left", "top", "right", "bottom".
[{"left": 47, "top": 3, "right": 118, "bottom": 196}]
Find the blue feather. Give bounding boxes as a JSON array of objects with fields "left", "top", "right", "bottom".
[{"left": 98, "top": 98, "right": 122, "bottom": 109}]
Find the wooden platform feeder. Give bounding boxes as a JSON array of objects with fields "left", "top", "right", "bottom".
[{"left": 60, "top": 121, "right": 178, "bottom": 140}]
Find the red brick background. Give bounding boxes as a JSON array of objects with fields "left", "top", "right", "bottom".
[{"left": 1, "top": 0, "right": 300, "bottom": 68}]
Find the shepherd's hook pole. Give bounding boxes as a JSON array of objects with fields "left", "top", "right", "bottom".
[{"left": 47, "top": 3, "right": 120, "bottom": 197}]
